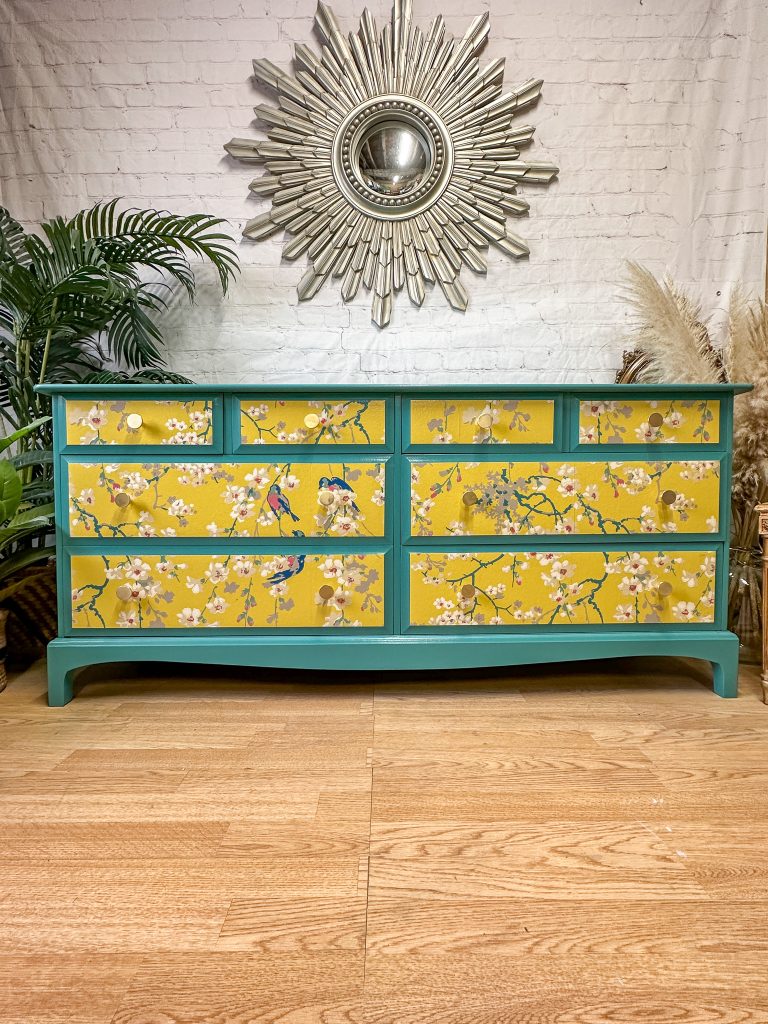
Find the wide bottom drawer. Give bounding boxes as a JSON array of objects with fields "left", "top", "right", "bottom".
[
  {"left": 409, "top": 549, "right": 717, "bottom": 627},
  {"left": 70, "top": 551, "right": 386, "bottom": 630}
]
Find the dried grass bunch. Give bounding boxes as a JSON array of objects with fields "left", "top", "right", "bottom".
[{"left": 619, "top": 261, "right": 768, "bottom": 653}]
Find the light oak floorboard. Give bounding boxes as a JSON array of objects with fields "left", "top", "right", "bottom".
[{"left": 0, "top": 656, "right": 765, "bottom": 1023}]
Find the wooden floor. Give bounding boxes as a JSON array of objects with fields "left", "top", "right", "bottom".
[{"left": 1, "top": 656, "right": 767, "bottom": 1023}]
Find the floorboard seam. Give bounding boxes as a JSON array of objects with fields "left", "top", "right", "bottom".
[{"left": 361, "top": 685, "right": 376, "bottom": 1004}]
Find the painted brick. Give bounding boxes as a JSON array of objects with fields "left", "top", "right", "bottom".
[{"left": 0, "top": 0, "right": 765, "bottom": 385}]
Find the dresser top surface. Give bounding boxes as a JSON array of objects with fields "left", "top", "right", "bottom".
[{"left": 36, "top": 383, "right": 752, "bottom": 396}]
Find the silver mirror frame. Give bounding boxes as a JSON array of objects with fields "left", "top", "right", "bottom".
[
  {"left": 332, "top": 95, "right": 453, "bottom": 220},
  {"left": 225, "top": 0, "right": 559, "bottom": 327}
]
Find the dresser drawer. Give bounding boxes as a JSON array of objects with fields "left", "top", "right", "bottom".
[
  {"left": 67, "top": 459, "right": 387, "bottom": 539},
  {"left": 70, "top": 551, "right": 386, "bottom": 630},
  {"left": 409, "top": 458, "right": 721, "bottom": 537},
  {"left": 64, "top": 397, "right": 217, "bottom": 448},
  {"left": 239, "top": 397, "right": 388, "bottom": 448},
  {"left": 579, "top": 398, "right": 720, "bottom": 446},
  {"left": 407, "top": 397, "right": 555, "bottom": 447},
  {"left": 409, "top": 549, "right": 718, "bottom": 627}
]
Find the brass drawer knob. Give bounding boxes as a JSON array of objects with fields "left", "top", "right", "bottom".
[
  {"left": 460, "top": 584, "right": 476, "bottom": 599},
  {"left": 318, "top": 584, "right": 335, "bottom": 601},
  {"left": 657, "top": 581, "right": 673, "bottom": 597},
  {"left": 304, "top": 413, "right": 320, "bottom": 428},
  {"left": 125, "top": 413, "right": 143, "bottom": 430},
  {"left": 475, "top": 411, "right": 493, "bottom": 430},
  {"left": 114, "top": 492, "right": 132, "bottom": 508},
  {"left": 463, "top": 490, "right": 479, "bottom": 506},
  {"left": 660, "top": 489, "right": 677, "bottom": 506},
  {"left": 648, "top": 412, "right": 664, "bottom": 427},
  {"left": 115, "top": 585, "right": 133, "bottom": 602},
  {"left": 318, "top": 490, "right": 335, "bottom": 507}
]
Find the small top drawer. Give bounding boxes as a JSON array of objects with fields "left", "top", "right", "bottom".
[
  {"left": 579, "top": 398, "right": 720, "bottom": 446},
  {"left": 408, "top": 397, "right": 555, "bottom": 447},
  {"left": 64, "top": 398, "right": 216, "bottom": 448},
  {"left": 239, "top": 398, "right": 388, "bottom": 447}
]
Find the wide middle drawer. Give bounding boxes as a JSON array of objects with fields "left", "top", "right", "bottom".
[
  {"left": 67, "top": 459, "right": 388, "bottom": 538},
  {"left": 69, "top": 550, "right": 387, "bottom": 630},
  {"left": 408, "top": 458, "right": 721, "bottom": 537}
]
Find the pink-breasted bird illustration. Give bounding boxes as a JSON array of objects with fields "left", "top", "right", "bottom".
[
  {"left": 318, "top": 475, "right": 360, "bottom": 515},
  {"left": 267, "top": 483, "right": 300, "bottom": 522}
]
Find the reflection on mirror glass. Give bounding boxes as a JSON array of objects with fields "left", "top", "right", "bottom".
[{"left": 357, "top": 122, "right": 430, "bottom": 195}]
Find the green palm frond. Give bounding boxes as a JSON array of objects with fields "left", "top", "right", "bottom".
[
  {"left": 105, "top": 283, "right": 168, "bottom": 369},
  {"left": 82, "top": 368, "right": 195, "bottom": 384},
  {"left": 1, "top": 222, "right": 122, "bottom": 352},
  {"left": 70, "top": 199, "right": 239, "bottom": 297},
  {"left": 0, "top": 208, "right": 29, "bottom": 266}
]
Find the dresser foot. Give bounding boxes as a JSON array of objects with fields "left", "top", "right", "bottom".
[
  {"left": 711, "top": 653, "right": 739, "bottom": 698},
  {"left": 46, "top": 643, "right": 77, "bottom": 707}
]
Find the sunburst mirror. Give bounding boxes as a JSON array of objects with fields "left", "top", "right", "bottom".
[{"left": 225, "top": 0, "right": 559, "bottom": 327}]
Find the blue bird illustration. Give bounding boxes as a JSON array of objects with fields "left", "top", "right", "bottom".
[
  {"left": 265, "top": 531, "right": 305, "bottom": 586},
  {"left": 318, "top": 475, "right": 360, "bottom": 515},
  {"left": 267, "top": 483, "right": 300, "bottom": 521}
]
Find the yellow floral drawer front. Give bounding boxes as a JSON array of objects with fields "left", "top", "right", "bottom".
[
  {"left": 410, "top": 550, "right": 717, "bottom": 627},
  {"left": 240, "top": 399, "right": 386, "bottom": 446},
  {"left": 409, "top": 398, "right": 555, "bottom": 445},
  {"left": 410, "top": 459, "right": 720, "bottom": 537},
  {"left": 68, "top": 461, "right": 386, "bottom": 539},
  {"left": 65, "top": 399, "right": 215, "bottom": 446},
  {"left": 579, "top": 399, "right": 720, "bottom": 445},
  {"left": 71, "top": 552, "right": 385, "bottom": 629}
]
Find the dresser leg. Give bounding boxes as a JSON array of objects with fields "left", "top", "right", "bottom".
[
  {"left": 46, "top": 647, "right": 76, "bottom": 707},
  {"left": 711, "top": 655, "right": 739, "bottom": 698}
]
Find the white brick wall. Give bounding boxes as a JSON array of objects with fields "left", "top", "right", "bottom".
[{"left": 1, "top": 0, "right": 766, "bottom": 383}]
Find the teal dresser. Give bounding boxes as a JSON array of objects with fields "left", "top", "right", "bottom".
[{"left": 38, "top": 383, "right": 749, "bottom": 705}]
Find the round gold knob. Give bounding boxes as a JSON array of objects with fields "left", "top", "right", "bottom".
[
  {"left": 318, "top": 490, "right": 335, "bottom": 507},
  {"left": 463, "top": 490, "right": 479, "bottom": 506},
  {"left": 114, "top": 492, "right": 132, "bottom": 508},
  {"left": 304, "top": 413, "right": 320, "bottom": 429},
  {"left": 126, "top": 412, "right": 143, "bottom": 430},
  {"left": 318, "top": 584, "right": 335, "bottom": 601},
  {"left": 661, "top": 489, "right": 677, "bottom": 506},
  {"left": 460, "top": 584, "right": 476, "bottom": 599},
  {"left": 115, "top": 585, "right": 133, "bottom": 601},
  {"left": 657, "top": 581, "right": 673, "bottom": 597},
  {"left": 475, "top": 411, "right": 493, "bottom": 430},
  {"left": 648, "top": 412, "right": 664, "bottom": 428}
]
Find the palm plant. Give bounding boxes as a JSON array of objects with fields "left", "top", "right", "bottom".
[
  {"left": 0, "top": 200, "right": 238, "bottom": 655},
  {"left": 0, "top": 418, "right": 54, "bottom": 598},
  {"left": 0, "top": 200, "right": 238, "bottom": 445}
]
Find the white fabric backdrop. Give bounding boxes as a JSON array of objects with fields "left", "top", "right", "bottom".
[{"left": 1, "top": 0, "right": 766, "bottom": 383}]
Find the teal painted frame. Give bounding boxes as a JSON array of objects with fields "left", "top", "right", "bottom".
[{"left": 37, "top": 383, "right": 750, "bottom": 706}]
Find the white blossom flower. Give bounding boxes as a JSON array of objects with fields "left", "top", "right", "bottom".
[
  {"left": 672, "top": 601, "right": 697, "bottom": 621},
  {"left": 205, "top": 562, "right": 229, "bottom": 584},
  {"left": 86, "top": 406, "right": 107, "bottom": 429},
  {"left": 177, "top": 607, "right": 203, "bottom": 626},
  {"left": 116, "top": 610, "right": 139, "bottom": 627}
]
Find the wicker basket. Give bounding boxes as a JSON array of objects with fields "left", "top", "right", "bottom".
[
  {"left": 0, "top": 608, "right": 8, "bottom": 693},
  {"left": 2, "top": 561, "right": 58, "bottom": 674}
]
